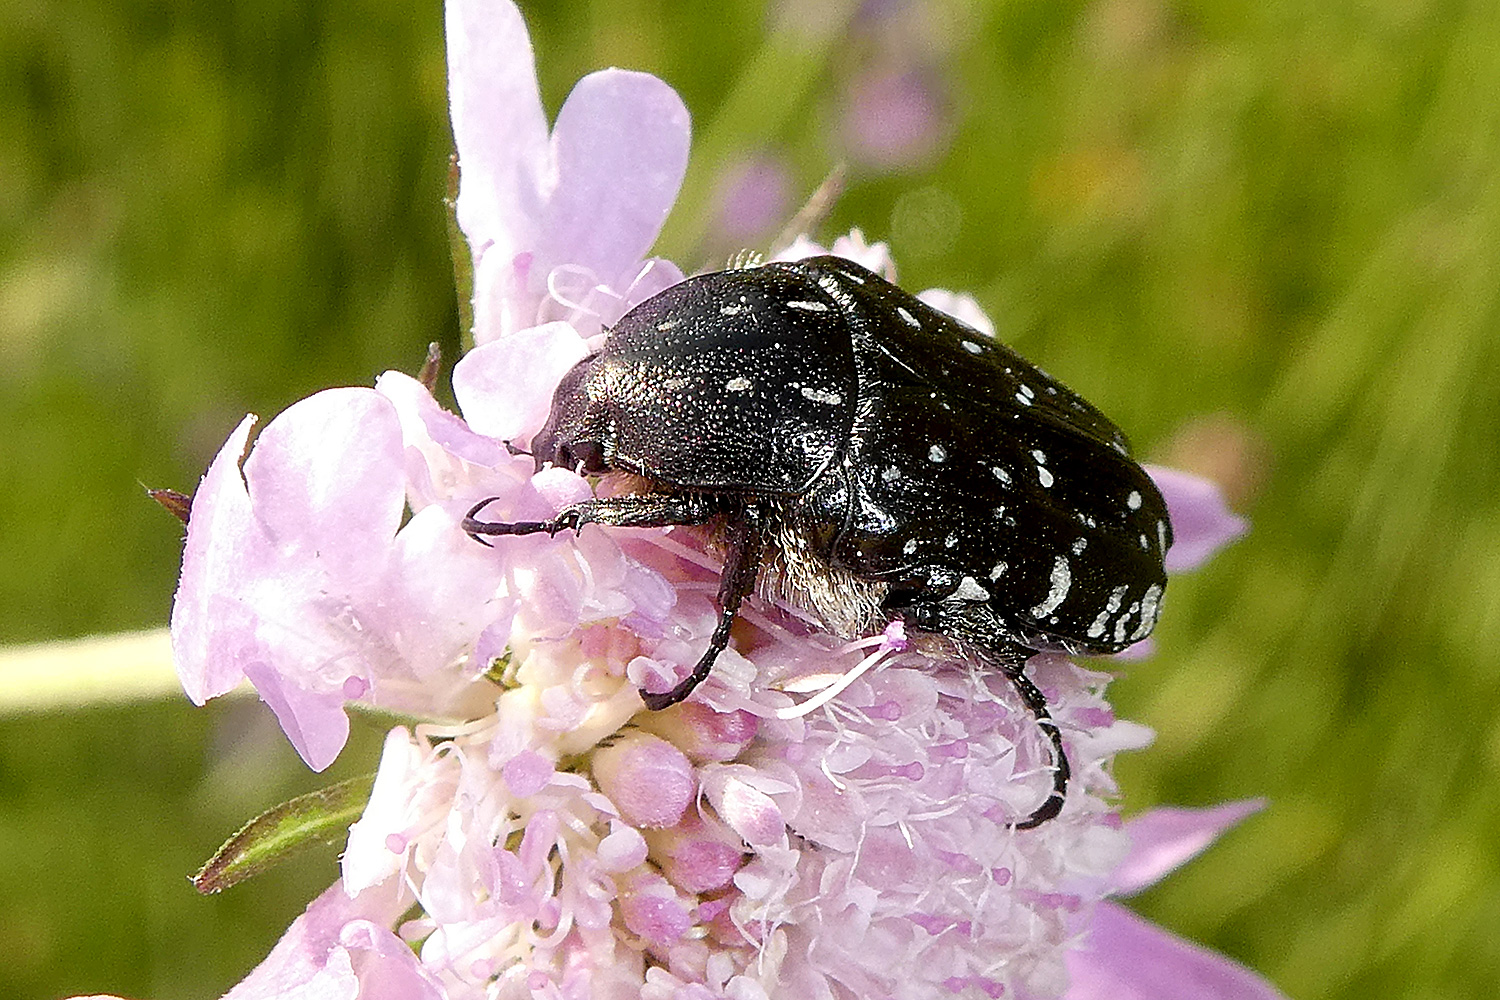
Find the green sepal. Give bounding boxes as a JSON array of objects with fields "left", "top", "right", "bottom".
[
  {"left": 191, "top": 773, "right": 375, "bottom": 894},
  {"left": 445, "top": 151, "right": 476, "bottom": 351}
]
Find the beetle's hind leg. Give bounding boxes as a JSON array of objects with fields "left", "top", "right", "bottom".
[
  {"left": 1001, "top": 663, "right": 1070, "bottom": 829},
  {"left": 901, "top": 603, "right": 1070, "bottom": 828},
  {"left": 462, "top": 493, "right": 717, "bottom": 545}
]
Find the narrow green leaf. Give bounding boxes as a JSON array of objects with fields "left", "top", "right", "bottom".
[
  {"left": 191, "top": 774, "right": 375, "bottom": 895},
  {"left": 445, "top": 151, "right": 476, "bottom": 351}
]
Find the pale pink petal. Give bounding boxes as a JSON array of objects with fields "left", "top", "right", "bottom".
[
  {"left": 243, "top": 659, "right": 351, "bottom": 773},
  {"left": 171, "top": 389, "right": 410, "bottom": 769},
  {"left": 171, "top": 414, "right": 262, "bottom": 703},
  {"left": 828, "top": 230, "right": 897, "bottom": 278},
  {"left": 538, "top": 69, "right": 691, "bottom": 293},
  {"left": 446, "top": 0, "right": 546, "bottom": 252},
  {"left": 451, "top": 321, "right": 591, "bottom": 442},
  {"left": 1065, "top": 901, "right": 1288, "bottom": 1000},
  {"left": 338, "top": 919, "right": 448, "bottom": 1000},
  {"left": 224, "top": 879, "right": 411, "bottom": 1000},
  {"left": 1111, "top": 800, "right": 1267, "bottom": 897},
  {"left": 1146, "top": 465, "right": 1249, "bottom": 572},
  {"left": 344, "top": 728, "right": 428, "bottom": 895},
  {"left": 616, "top": 256, "right": 686, "bottom": 315},
  {"left": 917, "top": 288, "right": 997, "bottom": 337},
  {"left": 241, "top": 388, "right": 405, "bottom": 573},
  {"left": 374, "top": 371, "right": 511, "bottom": 505},
  {"left": 447, "top": 2, "right": 689, "bottom": 345},
  {"left": 775, "top": 229, "right": 896, "bottom": 279},
  {"left": 382, "top": 504, "right": 509, "bottom": 681}
]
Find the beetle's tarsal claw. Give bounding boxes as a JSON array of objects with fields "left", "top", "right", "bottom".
[
  {"left": 461, "top": 497, "right": 516, "bottom": 541},
  {"left": 465, "top": 497, "right": 499, "bottom": 521},
  {"left": 638, "top": 685, "right": 686, "bottom": 711}
]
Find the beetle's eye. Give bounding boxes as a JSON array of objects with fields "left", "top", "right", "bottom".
[{"left": 561, "top": 440, "right": 605, "bottom": 475}]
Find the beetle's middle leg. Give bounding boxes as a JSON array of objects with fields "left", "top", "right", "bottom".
[
  {"left": 639, "top": 502, "right": 769, "bottom": 710},
  {"left": 464, "top": 493, "right": 771, "bottom": 712}
]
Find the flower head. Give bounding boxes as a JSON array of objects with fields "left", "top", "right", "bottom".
[{"left": 166, "top": 3, "right": 1281, "bottom": 998}]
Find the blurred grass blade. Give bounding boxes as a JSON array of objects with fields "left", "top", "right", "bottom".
[
  {"left": 191, "top": 774, "right": 375, "bottom": 894},
  {"left": 0, "top": 630, "right": 182, "bottom": 712}
]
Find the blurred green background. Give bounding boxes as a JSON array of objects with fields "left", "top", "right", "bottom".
[{"left": 4, "top": 0, "right": 1498, "bottom": 997}]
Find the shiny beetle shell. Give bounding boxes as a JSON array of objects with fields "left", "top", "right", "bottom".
[{"left": 467, "top": 254, "right": 1172, "bottom": 828}]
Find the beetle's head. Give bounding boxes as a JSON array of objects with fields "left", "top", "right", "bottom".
[{"left": 529, "top": 356, "right": 611, "bottom": 476}]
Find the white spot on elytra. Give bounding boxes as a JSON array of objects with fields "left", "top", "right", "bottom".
[
  {"left": 881, "top": 465, "right": 901, "bottom": 483},
  {"left": 992, "top": 465, "right": 1012, "bottom": 485},
  {"left": 1014, "top": 391, "right": 1033, "bottom": 407},
  {"left": 961, "top": 340, "right": 983, "bottom": 354},
  {"left": 725, "top": 376, "right": 752, "bottom": 392},
  {"left": 656, "top": 319, "right": 678, "bottom": 331},
  {"left": 1157, "top": 519, "right": 1169, "bottom": 551},
  {"left": 929, "top": 444, "right": 948, "bottom": 463},
  {"left": 993, "top": 506, "right": 1007, "bottom": 520},
  {"left": 897, "top": 306, "right": 920, "bottom": 327},
  {"left": 1127, "top": 490, "right": 1143, "bottom": 510},
  {"left": 660, "top": 376, "right": 691, "bottom": 392},
  {"left": 800, "top": 385, "right": 843, "bottom": 405},
  {"left": 1030, "top": 556, "right": 1072, "bottom": 618},
  {"left": 720, "top": 302, "right": 745, "bottom": 316},
  {"left": 1115, "top": 601, "right": 1141, "bottom": 645},
  {"left": 989, "top": 562, "right": 1008, "bottom": 581},
  {"left": 1139, "top": 533, "right": 1150, "bottom": 550},
  {"left": 1132, "top": 584, "right": 1163, "bottom": 640},
  {"left": 1031, "top": 449, "right": 1047, "bottom": 464},
  {"left": 953, "top": 576, "right": 990, "bottom": 602},
  {"left": 1087, "top": 585, "right": 1129, "bottom": 639},
  {"left": 1072, "top": 538, "right": 1088, "bottom": 555},
  {"left": 944, "top": 533, "right": 958, "bottom": 549},
  {"left": 786, "top": 299, "right": 829, "bottom": 312},
  {"left": 903, "top": 538, "right": 918, "bottom": 556},
  {"left": 1038, "top": 467, "right": 1054, "bottom": 488}
]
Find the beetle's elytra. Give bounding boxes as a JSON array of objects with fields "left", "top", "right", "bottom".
[{"left": 464, "top": 255, "right": 1171, "bottom": 828}]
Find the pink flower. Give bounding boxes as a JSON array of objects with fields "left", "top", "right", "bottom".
[
  {"left": 161, "top": 3, "right": 1283, "bottom": 998},
  {"left": 1065, "top": 802, "right": 1281, "bottom": 1000},
  {"left": 446, "top": 0, "right": 689, "bottom": 344}
]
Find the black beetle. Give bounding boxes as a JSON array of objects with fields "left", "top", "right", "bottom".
[{"left": 465, "top": 255, "right": 1171, "bottom": 828}]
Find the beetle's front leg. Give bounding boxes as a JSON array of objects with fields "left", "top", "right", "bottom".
[{"left": 462, "top": 493, "right": 719, "bottom": 545}]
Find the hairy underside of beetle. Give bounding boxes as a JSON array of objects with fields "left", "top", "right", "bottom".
[{"left": 760, "top": 501, "right": 889, "bottom": 640}]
